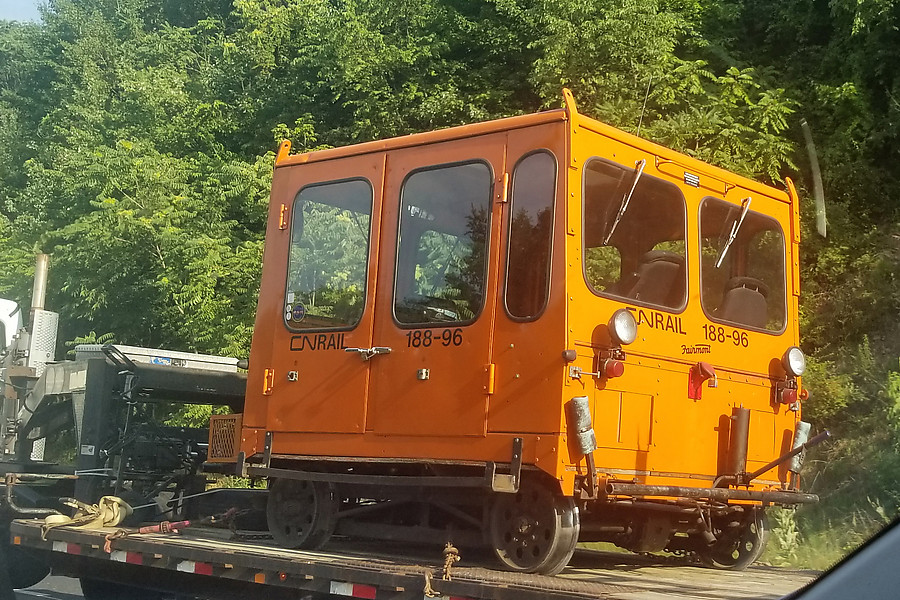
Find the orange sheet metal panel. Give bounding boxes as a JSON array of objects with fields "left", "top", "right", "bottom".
[
  {"left": 487, "top": 123, "right": 569, "bottom": 437},
  {"left": 248, "top": 153, "right": 385, "bottom": 436},
  {"left": 564, "top": 108, "right": 800, "bottom": 493},
  {"left": 365, "top": 133, "right": 504, "bottom": 438}
]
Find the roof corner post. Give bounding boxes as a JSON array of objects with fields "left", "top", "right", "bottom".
[
  {"left": 275, "top": 139, "right": 292, "bottom": 166},
  {"left": 562, "top": 88, "right": 578, "bottom": 121}
]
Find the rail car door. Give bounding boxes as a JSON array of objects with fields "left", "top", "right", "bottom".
[
  {"left": 260, "top": 155, "right": 384, "bottom": 435},
  {"left": 368, "top": 136, "right": 507, "bottom": 437},
  {"left": 487, "top": 126, "right": 567, "bottom": 435}
]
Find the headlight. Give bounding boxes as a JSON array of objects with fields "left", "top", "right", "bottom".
[
  {"left": 782, "top": 346, "right": 806, "bottom": 376},
  {"left": 608, "top": 309, "right": 637, "bottom": 346}
]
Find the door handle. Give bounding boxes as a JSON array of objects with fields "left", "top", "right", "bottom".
[{"left": 344, "top": 346, "right": 392, "bottom": 361}]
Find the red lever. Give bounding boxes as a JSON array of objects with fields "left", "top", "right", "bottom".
[{"left": 688, "top": 362, "right": 716, "bottom": 400}]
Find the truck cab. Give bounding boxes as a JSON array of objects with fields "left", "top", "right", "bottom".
[{"left": 0, "top": 299, "right": 21, "bottom": 351}]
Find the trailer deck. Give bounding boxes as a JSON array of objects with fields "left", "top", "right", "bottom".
[{"left": 10, "top": 520, "right": 816, "bottom": 600}]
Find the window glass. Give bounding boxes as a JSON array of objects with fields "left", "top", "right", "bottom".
[
  {"left": 699, "top": 198, "right": 786, "bottom": 332},
  {"left": 395, "top": 162, "right": 492, "bottom": 325},
  {"left": 505, "top": 152, "right": 556, "bottom": 319},
  {"left": 583, "top": 159, "right": 687, "bottom": 310},
  {"left": 285, "top": 179, "right": 372, "bottom": 330}
]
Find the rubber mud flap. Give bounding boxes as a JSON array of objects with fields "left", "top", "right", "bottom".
[{"left": 0, "top": 538, "right": 49, "bottom": 592}]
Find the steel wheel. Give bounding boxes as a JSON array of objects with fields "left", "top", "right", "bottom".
[
  {"left": 488, "top": 481, "right": 580, "bottom": 575},
  {"left": 699, "top": 508, "right": 769, "bottom": 570},
  {"left": 267, "top": 478, "right": 338, "bottom": 550}
]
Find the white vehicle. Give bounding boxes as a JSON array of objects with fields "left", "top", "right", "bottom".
[{"left": 0, "top": 298, "right": 21, "bottom": 350}]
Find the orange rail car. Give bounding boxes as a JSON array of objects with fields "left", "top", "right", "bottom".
[{"left": 211, "top": 90, "right": 822, "bottom": 574}]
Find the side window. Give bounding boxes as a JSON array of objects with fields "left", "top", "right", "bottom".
[
  {"left": 285, "top": 179, "right": 372, "bottom": 330},
  {"left": 583, "top": 158, "right": 687, "bottom": 310},
  {"left": 505, "top": 151, "right": 556, "bottom": 320},
  {"left": 699, "top": 197, "right": 786, "bottom": 332},
  {"left": 394, "top": 162, "right": 492, "bottom": 325}
]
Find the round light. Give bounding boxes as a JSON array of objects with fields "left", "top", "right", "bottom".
[
  {"left": 608, "top": 309, "right": 637, "bottom": 346},
  {"left": 782, "top": 346, "right": 806, "bottom": 376},
  {"left": 602, "top": 359, "right": 625, "bottom": 378},
  {"left": 779, "top": 388, "right": 798, "bottom": 405}
]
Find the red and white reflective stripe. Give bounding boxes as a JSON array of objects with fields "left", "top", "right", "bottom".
[
  {"left": 329, "top": 581, "right": 377, "bottom": 599},
  {"left": 176, "top": 560, "right": 214, "bottom": 576},
  {"left": 51, "top": 541, "right": 82, "bottom": 555},
  {"left": 109, "top": 550, "right": 143, "bottom": 564}
]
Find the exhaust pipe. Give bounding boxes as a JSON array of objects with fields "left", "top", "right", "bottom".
[
  {"left": 565, "top": 396, "right": 598, "bottom": 496},
  {"left": 727, "top": 407, "right": 750, "bottom": 476},
  {"left": 30, "top": 253, "right": 50, "bottom": 315},
  {"left": 789, "top": 421, "right": 811, "bottom": 473},
  {"left": 788, "top": 421, "right": 811, "bottom": 489}
]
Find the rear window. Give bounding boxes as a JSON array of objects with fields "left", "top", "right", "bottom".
[
  {"left": 505, "top": 151, "right": 556, "bottom": 320},
  {"left": 284, "top": 178, "right": 373, "bottom": 330},
  {"left": 699, "top": 197, "right": 786, "bottom": 332},
  {"left": 583, "top": 158, "right": 687, "bottom": 311},
  {"left": 394, "top": 162, "right": 492, "bottom": 325}
]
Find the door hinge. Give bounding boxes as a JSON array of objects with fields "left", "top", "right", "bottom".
[
  {"left": 499, "top": 172, "right": 509, "bottom": 203},
  {"left": 484, "top": 363, "right": 496, "bottom": 394},
  {"left": 262, "top": 368, "right": 275, "bottom": 395}
]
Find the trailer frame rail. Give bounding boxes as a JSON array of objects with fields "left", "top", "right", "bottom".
[{"left": 9, "top": 520, "right": 617, "bottom": 600}]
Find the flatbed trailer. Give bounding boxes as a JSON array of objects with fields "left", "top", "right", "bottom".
[
  {"left": 9, "top": 519, "right": 815, "bottom": 600},
  {"left": 10, "top": 519, "right": 605, "bottom": 600}
]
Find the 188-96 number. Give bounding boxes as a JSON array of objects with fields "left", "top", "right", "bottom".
[
  {"left": 703, "top": 324, "right": 749, "bottom": 347},
  {"left": 405, "top": 328, "right": 463, "bottom": 348}
]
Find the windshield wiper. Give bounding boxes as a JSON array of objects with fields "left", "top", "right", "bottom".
[
  {"left": 715, "top": 196, "right": 752, "bottom": 268},
  {"left": 603, "top": 159, "right": 647, "bottom": 246}
]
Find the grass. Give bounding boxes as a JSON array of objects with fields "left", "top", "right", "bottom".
[
  {"left": 763, "top": 499, "right": 892, "bottom": 570},
  {"left": 580, "top": 499, "right": 892, "bottom": 571}
]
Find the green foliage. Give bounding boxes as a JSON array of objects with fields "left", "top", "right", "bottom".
[
  {"left": 64, "top": 331, "right": 116, "bottom": 358},
  {"left": 766, "top": 499, "right": 892, "bottom": 570},
  {"left": 165, "top": 403, "right": 228, "bottom": 429},
  {"left": 764, "top": 507, "right": 801, "bottom": 567},
  {"left": 522, "top": 0, "right": 797, "bottom": 180},
  {"left": 207, "top": 475, "right": 256, "bottom": 490}
]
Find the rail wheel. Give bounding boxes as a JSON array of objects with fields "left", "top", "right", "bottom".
[
  {"left": 488, "top": 480, "right": 579, "bottom": 575},
  {"left": 267, "top": 478, "right": 338, "bottom": 550},
  {"left": 698, "top": 507, "right": 769, "bottom": 570}
]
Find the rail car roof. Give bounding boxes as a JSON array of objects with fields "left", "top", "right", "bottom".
[{"left": 272, "top": 98, "right": 790, "bottom": 205}]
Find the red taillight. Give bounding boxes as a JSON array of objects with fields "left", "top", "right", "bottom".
[
  {"left": 799, "top": 388, "right": 809, "bottom": 401},
  {"left": 779, "top": 388, "right": 798, "bottom": 404},
  {"left": 602, "top": 359, "right": 625, "bottom": 378}
]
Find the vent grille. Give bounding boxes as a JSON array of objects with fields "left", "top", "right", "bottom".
[
  {"left": 28, "top": 309, "right": 58, "bottom": 377},
  {"left": 208, "top": 414, "right": 242, "bottom": 462}
]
